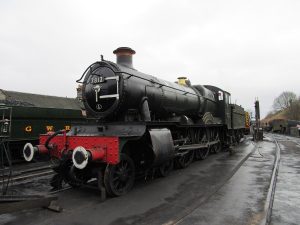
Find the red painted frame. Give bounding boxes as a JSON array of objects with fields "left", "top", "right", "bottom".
[{"left": 39, "top": 134, "right": 120, "bottom": 164}]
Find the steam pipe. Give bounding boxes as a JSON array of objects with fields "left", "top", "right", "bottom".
[{"left": 45, "top": 130, "right": 65, "bottom": 150}]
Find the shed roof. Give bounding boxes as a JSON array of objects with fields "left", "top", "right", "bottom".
[{"left": 0, "top": 89, "right": 81, "bottom": 110}]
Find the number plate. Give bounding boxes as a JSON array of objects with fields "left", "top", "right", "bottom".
[{"left": 90, "top": 76, "right": 105, "bottom": 84}]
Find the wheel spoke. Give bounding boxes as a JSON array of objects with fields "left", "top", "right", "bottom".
[
  {"left": 104, "top": 154, "right": 135, "bottom": 196},
  {"left": 115, "top": 169, "right": 122, "bottom": 175},
  {"left": 112, "top": 176, "right": 119, "bottom": 182}
]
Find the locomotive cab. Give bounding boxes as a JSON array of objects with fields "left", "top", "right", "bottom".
[{"left": 201, "top": 85, "right": 230, "bottom": 125}]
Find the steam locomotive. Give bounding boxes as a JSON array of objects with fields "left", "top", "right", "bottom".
[{"left": 23, "top": 47, "right": 246, "bottom": 196}]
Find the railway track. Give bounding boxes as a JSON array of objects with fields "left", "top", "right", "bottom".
[
  {"left": 162, "top": 134, "right": 281, "bottom": 225},
  {"left": 2, "top": 136, "right": 284, "bottom": 224},
  {"left": 0, "top": 163, "right": 54, "bottom": 186}
]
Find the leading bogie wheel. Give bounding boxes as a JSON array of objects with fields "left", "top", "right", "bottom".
[
  {"left": 50, "top": 173, "right": 64, "bottom": 190},
  {"left": 104, "top": 153, "right": 135, "bottom": 197}
]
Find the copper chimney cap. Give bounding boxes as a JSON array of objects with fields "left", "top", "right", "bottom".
[
  {"left": 113, "top": 47, "right": 136, "bottom": 68},
  {"left": 113, "top": 47, "right": 136, "bottom": 55}
]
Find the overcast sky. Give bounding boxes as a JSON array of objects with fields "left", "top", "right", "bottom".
[{"left": 1, "top": 0, "right": 299, "bottom": 117}]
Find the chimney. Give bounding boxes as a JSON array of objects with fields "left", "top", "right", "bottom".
[{"left": 113, "top": 47, "right": 136, "bottom": 68}]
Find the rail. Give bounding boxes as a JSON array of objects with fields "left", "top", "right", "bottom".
[
  {"left": 0, "top": 164, "right": 54, "bottom": 186},
  {"left": 260, "top": 134, "right": 281, "bottom": 225}
]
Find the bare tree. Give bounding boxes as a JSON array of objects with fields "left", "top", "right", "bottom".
[
  {"left": 265, "top": 110, "right": 275, "bottom": 119},
  {"left": 287, "top": 99, "right": 300, "bottom": 120},
  {"left": 272, "top": 91, "right": 297, "bottom": 111}
]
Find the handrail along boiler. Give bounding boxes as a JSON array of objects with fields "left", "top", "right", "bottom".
[{"left": 23, "top": 47, "right": 247, "bottom": 196}]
